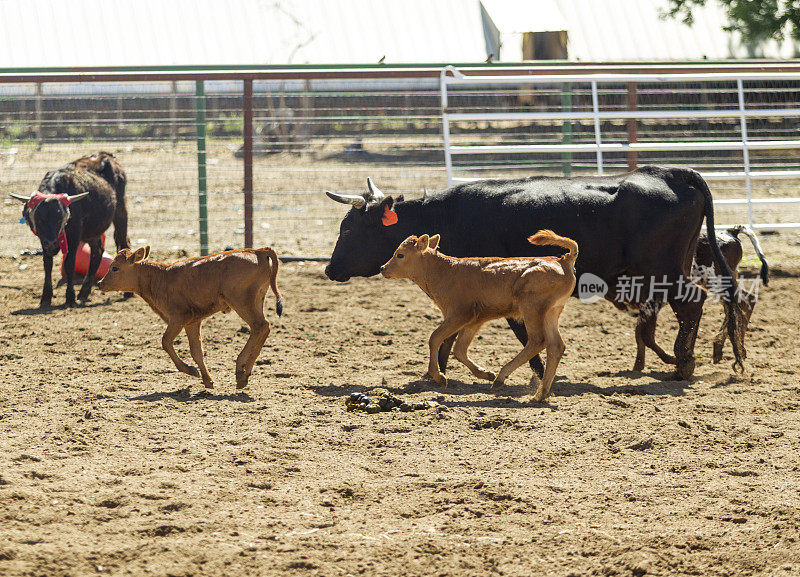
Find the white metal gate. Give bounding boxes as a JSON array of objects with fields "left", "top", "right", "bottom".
[{"left": 440, "top": 66, "right": 800, "bottom": 230}]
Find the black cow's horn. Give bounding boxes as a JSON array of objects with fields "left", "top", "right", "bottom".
[
  {"left": 365, "top": 177, "right": 385, "bottom": 202},
  {"left": 66, "top": 192, "right": 90, "bottom": 203},
  {"left": 9, "top": 193, "right": 30, "bottom": 202},
  {"left": 325, "top": 191, "right": 366, "bottom": 209}
]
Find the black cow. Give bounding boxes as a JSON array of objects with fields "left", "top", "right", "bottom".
[
  {"left": 11, "top": 152, "right": 131, "bottom": 308},
  {"left": 325, "top": 166, "right": 744, "bottom": 381}
]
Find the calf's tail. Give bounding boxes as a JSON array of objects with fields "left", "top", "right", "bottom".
[
  {"left": 687, "top": 170, "right": 745, "bottom": 372},
  {"left": 528, "top": 229, "right": 578, "bottom": 266},
  {"left": 729, "top": 225, "right": 769, "bottom": 286},
  {"left": 264, "top": 247, "right": 284, "bottom": 317}
]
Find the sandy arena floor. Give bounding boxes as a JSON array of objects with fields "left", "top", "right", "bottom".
[{"left": 1, "top": 251, "right": 799, "bottom": 576}]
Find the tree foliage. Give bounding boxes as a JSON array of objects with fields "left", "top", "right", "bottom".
[{"left": 667, "top": 0, "right": 800, "bottom": 42}]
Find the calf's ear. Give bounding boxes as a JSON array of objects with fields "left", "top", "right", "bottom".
[
  {"left": 143, "top": 245, "right": 151, "bottom": 260},
  {"left": 416, "top": 234, "right": 430, "bottom": 250},
  {"left": 131, "top": 246, "right": 149, "bottom": 263},
  {"left": 429, "top": 234, "right": 440, "bottom": 250}
]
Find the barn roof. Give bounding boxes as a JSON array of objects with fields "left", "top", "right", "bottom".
[{"left": 1, "top": 0, "right": 797, "bottom": 68}]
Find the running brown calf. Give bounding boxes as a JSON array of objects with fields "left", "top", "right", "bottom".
[
  {"left": 380, "top": 230, "right": 577, "bottom": 402},
  {"left": 98, "top": 246, "right": 283, "bottom": 389}
]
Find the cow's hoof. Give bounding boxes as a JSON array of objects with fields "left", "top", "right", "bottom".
[
  {"left": 186, "top": 367, "right": 200, "bottom": 378},
  {"left": 489, "top": 378, "right": 504, "bottom": 392},
  {"left": 473, "top": 370, "right": 495, "bottom": 382},
  {"left": 203, "top": 380, "right": 214, "bottom": 389},
  {"left": 426, "top": 371, "right": 447, "bottom": 388},
  {"left": 65, "top": 300, "right": 77, "bottom": 309},
  {"left": 236, "top": 370, "right": 249, "bottom": 389},
  {"left": 122, "top": 292, "right": 134, "bottom": 300},
  {"left": 675, "top": 358, "right": 696, "bottom": 381},
  {"left": 39, "top": 301, "right": 51, "bottom": 310},
  {"left": 712, "top": 343, "right": 724, "bottom": 364},
  {"left": 633, "top": 360, "right": 645, "bottom": 371},
  {"left": 531, "top": 391, "right": 547, "bottom": 403}
]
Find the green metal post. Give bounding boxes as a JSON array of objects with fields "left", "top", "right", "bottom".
[
  {"left": 195, "top": 80, "right": 209, "bottom": 255},
  {"left": 561, "top": 83, "right": 572, "bottom": 176}
]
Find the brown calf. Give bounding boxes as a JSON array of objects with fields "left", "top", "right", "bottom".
[
  {"left": 380, "top": 230, "right": 577, "bottom": 402},
  {"left": 98, "top": 246, "right": 283, "bottom": 389}
]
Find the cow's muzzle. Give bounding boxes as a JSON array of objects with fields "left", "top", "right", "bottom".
[
  {"left": 324, "top": 264, "right": 350, "bottom": 282},
  {"left": 42, "top": 240, "right": 60, "bottom": 257}
]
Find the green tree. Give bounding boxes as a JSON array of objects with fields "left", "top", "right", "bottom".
[{"left": 667, "top": 0, "right": 800, "bottom": 42}]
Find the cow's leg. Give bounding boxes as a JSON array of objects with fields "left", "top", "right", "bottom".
[
  {"left": 491, "top": 318, "right": 546, "bottom": 391},
  {"left": 531, "top": 306, "right": 567, "bottom": 403},
  {"left": 713, "top": 291, "right": 755, "bottom": 363},
  {"left": 634, "top": 301, "right": 676, "bottom": 370},
  {"left": 506, "top": 318, "right": 545, "bottom": 378},
  {"left": 427, "top": 315, "right": 471, "bottom": 388},
  {"left": 452, "top": 322, "right": 495, "bottom": 381},
  {"left": 712, "top": 305, "right": 729, "bottom": 364},
  {"left": 78, "top": 238, "right": 103, "bottom": 302},
  {"left": 231, "top": 296, "right": 271, "bottom": 389},
  {"left": 438, "top": 333, "right": 457, "bottom": 373},
  {"left": 633, "top": 306, "right": 649, "bottom": 371},
  {"left": 162, "top": 320, "right": 200, "bottom": 378},
  {"left": 62, "top": 235, "right": 80, "bottom": 308},
  {"left": 40, "top": 252, "right": 54, "bottom": 308},
  {"left": 112, "top": 193, "right": 134, "bottom": 300},
  {"left": 112, "top": 193, "right": 130, "bottom": 252},
  {"left": 669, "top": 288, "right": 706, "bottom": 381},
  {"left": 185, "top": 321, "right": 214, "bottom": 388}
]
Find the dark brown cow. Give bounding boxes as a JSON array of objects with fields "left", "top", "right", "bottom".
[
  {"left": 633, "top": 225, "right": 768, "bottom": 370},
  {"left": 11, "top": 152, "right": 130, "bottom": 307}
]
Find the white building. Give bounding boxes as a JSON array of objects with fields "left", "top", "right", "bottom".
[{"left": 1, "top": 0, "right": 797, "bottom": 69}]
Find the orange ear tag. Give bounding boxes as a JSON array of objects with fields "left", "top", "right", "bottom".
[{"left": 382, "top": 205, "right": 398, "bottom": 226}]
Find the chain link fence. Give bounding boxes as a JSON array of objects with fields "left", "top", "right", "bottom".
[{"left": 2, "top": 65, "right": 800, "bottom": 258}]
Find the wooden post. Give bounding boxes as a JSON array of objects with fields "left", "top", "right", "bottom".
[
  {"left": 170, "top": 81, "right": 178, "bottom": 145},
  {"left": 34, "top": 83, "right": 43, "bottom": 149},
  {"left": 561, "top": 83, "right": 572, "bottom": 177},
  {"left": 627, "top": 82, "right": 638, "bottom": 171},
  {"left": 243, "top": 79, "right": 254, "bottom": 249}
]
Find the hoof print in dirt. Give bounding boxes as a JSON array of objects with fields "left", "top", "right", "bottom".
[{"left": 345, "top": 391, "right": 439, "bottom": 414}]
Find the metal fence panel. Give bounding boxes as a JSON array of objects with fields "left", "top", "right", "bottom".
[
  {"left": 3, "top": 64, "right": 800, "bottom": 258},
  {"left": 441, "top": 67, "right": 800, "bottom": 230}
]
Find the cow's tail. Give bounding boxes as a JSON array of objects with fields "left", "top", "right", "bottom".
[
  {"left": 729, "top": 225, "right": 769, "bottom": 286},
  {"left": 688, "top": 170, "right": 745, "bottom": 372},
  {"left": 528, "top": 229, "right": 578, "bottom": 266},
  {"left": 264, "top": 247, "right": 284, "bottom": 317}
]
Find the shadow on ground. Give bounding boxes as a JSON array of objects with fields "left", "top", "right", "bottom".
[{"left": 130, "top": 387, "right": 255, "bottom": 403}]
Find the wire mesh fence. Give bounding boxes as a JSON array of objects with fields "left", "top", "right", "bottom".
[{"left": 2, "top": 66, "right": 800, "bottom": 258}]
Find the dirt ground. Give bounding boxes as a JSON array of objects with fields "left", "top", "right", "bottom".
[{"left": 1, "top": 250, "right": 799, "bottom": 577}]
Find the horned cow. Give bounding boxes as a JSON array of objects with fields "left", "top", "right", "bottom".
[
  {"left": 325, "top": 167, "right": 745, "bottom": 381},
  {"left": 11, "top": 152, "right": 131, "bottom": 308}
]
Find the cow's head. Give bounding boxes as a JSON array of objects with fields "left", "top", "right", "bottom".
[
  {"left": 380, "top": 234, "right": 440, "bottom": 280},
  {"left": 11, "top": 171, "right": 89, "bottom": 256},
  {"left": 325, "top": 178, "right": 404, "bottom": 281},
  {"left": 98, "top": 246, "right": 150, "bottom": 293}
]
